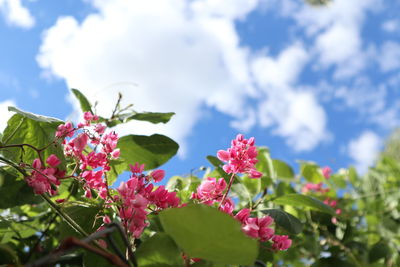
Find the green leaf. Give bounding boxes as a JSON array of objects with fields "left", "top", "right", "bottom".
[
  {"left": 71, "top": 88, "right": 93, "bottom": 113},
  {"left": 255, "top": 147, "right": 274, "bottom": 188},
  {"left": 300, "top": 162, "right": 324, "bottom": 183},
  {"left": 273, "top": 194, "right": 335, "bottom": 215},
  {"left": 206, "top": 155, "right": 223, "bottom": 168},
  {"left": 7, "top": 106, "right": 63, "bottom": 123},
  {"left": 136, "top": 233, "right": 183, "bottom": 267},
  {"left": 261, "top": 209, "right": 303, "bottom": 234},
  {"left": 59, "top": 204, "right": 101, "bottom": 239},
  {"left": 369, "top": 241, "right": 390, "bottom": 263},
  {"left": 128, "top": 112, "right": 175, "bottom": 124},
  {"left": 272, "top": 159, "right": 295, "bottom": 179},
  {"left": 0, "top": 167, "right": 42, "bottom": 209},
  {"left": 111, "top": 134, "right": 178, "bottom": 177},
  {"left": 159, "top": 204, "right": 258, "bottom": 265},
  {"left": 0, "top": 244, "right": 20, "bottom": 265},
  {"left": 1, "top": 114, "right": 65, "bottom": 167}
]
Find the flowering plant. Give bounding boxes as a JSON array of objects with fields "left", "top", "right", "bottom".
[{"left": 0, "top": 90, "right": 397, "bottom": 266}]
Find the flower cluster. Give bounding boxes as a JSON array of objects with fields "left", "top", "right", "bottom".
[
  {"left": 116, "top": 163, "right": 180, "bottom": 238},
  {"left": 302, "top": 166, "right": 341, "bottom": 223},
  {"left": 217, "top": 134, "right": 262, "bottom": 178},
  {"left": 192, "top": 177, "right": 292, "bottom": 251},
  {"left": 56, "top": 111, "right": 120, "bottom": 199},
  {"left": 26, "top": 154, "right": 65, "bottom": 195},
  {"left": 192, "top": 134, "right": 292, "bottom": 252}
]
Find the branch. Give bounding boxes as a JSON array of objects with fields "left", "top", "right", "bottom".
[{"left": 26, "top": 226, "right": 129, "bottom": 267}]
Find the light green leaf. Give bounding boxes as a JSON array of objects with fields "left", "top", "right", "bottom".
[
  {"left": 273, "top": 193, "right": 335, "bottom": 215},
  {"left": 109, "top": 134, "right": 179, "bottom": 181},
  {"left": 71, "top": 88, "right": 93, "bottom": 113},
  {"left": 7, "top": 106, "right": 63, "bottom": 123},
  {"left": 159, "top": 204, "right": 258, "bottom": 265},
  {"left": 128, "top": 112, "right": 175, "bottom": 124},
  {"left": 136, "top": 233, "right": 182, "bottom": 267},
  {"left": 272, "top": 159, "right": 295, "bottom": 179},
  {"left": 300, "top": 162, "right": 324, "bottom": 183},
  {"left": 1, "top": 114, "right": 65, "bottom": 167}
]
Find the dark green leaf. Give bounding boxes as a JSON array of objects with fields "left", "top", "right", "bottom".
[
  {"left": 369, "top": 241, "right": 390, "bottom": 263},
  {"left": 312, "top": 257, "right": 354, "bottom": 267},
  {"left": 159, "top": 204, "right": 258, "bottom": 265},
  {"left": 0, "top": 167, "right": 42, "bottom": 208},
  {"left": 206, "top": 156, "right": 223, "bottom": 167},
  {"left": 273, "top": 194, "right": 335, "bottom": 215},
  {"left": 0, "top": 244, "right": 20, "bottom": 265},
  {"left": 261, "top": 209, "right": 303, "bottom": 234},
  {"left": 59, "top": 204, "right": 101, "bottom": 239},
  {"left": 71, "top": 88, "right": 93, "bottom": 113},
  {"left": 136, "top": 232, "right": 182, "bottom": 267}
]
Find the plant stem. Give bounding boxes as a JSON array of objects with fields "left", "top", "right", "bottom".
[
  {"left": 219, "top": 173, "right": 235, "bottom": 208},
  {"left": 41, "top": 194, "right": 89, "bottom": 237},
  {"left": 0, "top": 156, "right": 89, "bottom": 238}
]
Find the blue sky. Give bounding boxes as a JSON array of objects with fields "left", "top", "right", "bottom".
[{"left": 0, "top": 0, "right": 400, "bottom": 179}]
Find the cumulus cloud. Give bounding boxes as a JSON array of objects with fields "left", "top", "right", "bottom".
[
  {"left": 0, "top": 99, "right": 16, "bottom": 132},
  {"left": 378, "top": 41, "right": 400, "bottom": 72},
  {"left": 348, "top": 130, "right": 382, "bottom": 173},
  {"left": 0, "top": 0, "right": 35, "bottom": 29},
  {"left": 287, "top": 0, "right": 382, "bottom": 79},
  {"left": 37, "top": 0, "right": 260, "bottom": 156},
  {"left": 251, "top": 43, "right": 329, "bottom": 151}
]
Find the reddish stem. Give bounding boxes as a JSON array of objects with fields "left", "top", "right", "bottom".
[{"left": 219, "top": 173, "right": 235, "bottom": 208}]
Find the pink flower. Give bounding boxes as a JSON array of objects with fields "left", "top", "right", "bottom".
[
  {"left": 322, "top": 166, "right": 332, "bottom": 179},
  {"left": 150, "top": 169, "right": 165, "bottom": 182},
  {"left": 217, "top": 134, "right": 261, "bottom": 178},
  {"left": 111, "top": 149, "right": 120, "bottom": 159},
  {"left": 55, "top": 122, "right": 74, "bottom": 138},
  {"left": 192, "top": 177, "right": 226, "bottom": 203},
  {"left": 272, "top": 235, "right": 292, "bottom": 251},
  {"left": 219, "top": 198, "right": 235, "bottom": 214},
  {"left": 46, "top": 154, "right": 61, "bottom": 167},
  {"left": 130, "top": 162, "right": 145, "bottom": 174},
  {"left": 72, "top": 133, "right": 89, "bottom": 154},
  {"left": 235, "top": 209, "right": 250, "bottom": 223},
  {"left": 26, "top": 157, "right": 64, "bottom": 195}
]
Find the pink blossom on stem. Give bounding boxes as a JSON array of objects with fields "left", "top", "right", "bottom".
[
  {"left": 56, "top": 122, "right": 74, "bottom": 138},
  {"left": 217, "top": 134, "right": 262, "bottom": 178},
  {"left": 322, "top": 166, "right": 332, "bottom": 179},
  {"left": 272, "top": 235, "right": 292, "bottom": 251},
  {"left": 191, "top": 177, "right": 226, "bottom": 204},
  {"left": 26, "top": 156, "right": 64, "bottom": 195},
  {"left": 150, "top": 169, "right": 165, "bottom": 182},
  {"left": 219, "top": 198, "right": 235, "bottom": 215},
  {"left": 46, "top": 154, "right": 61, "bottom": 167}
]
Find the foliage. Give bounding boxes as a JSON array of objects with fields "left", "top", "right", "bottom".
[{"left": 0, "top": 89, "right": 399, "bottom": 267}]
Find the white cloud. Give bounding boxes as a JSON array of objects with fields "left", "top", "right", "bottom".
[
  {"left": 378, "top": 41, "right": 400, "bottom": 72},
  {"left": 287, "top": 0, "right": 382, "bottom": 79},
  {"left": 37, "top": 0, "right": 260, "bottom": 156},
  {"left": 348, "top": 130, "right": 382, "bottom": 173},
  {"left": 0, "top": 0, "right": 35, "bottom": 29},
  {"left": 251, "top": 43, "right": 329, "bottom": 151},
  {"left": 0, "top": 99, "right": 16, "bottom": 132},
  {"left": 382, "top": 19, "right": 399, "bottom": 33}
]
